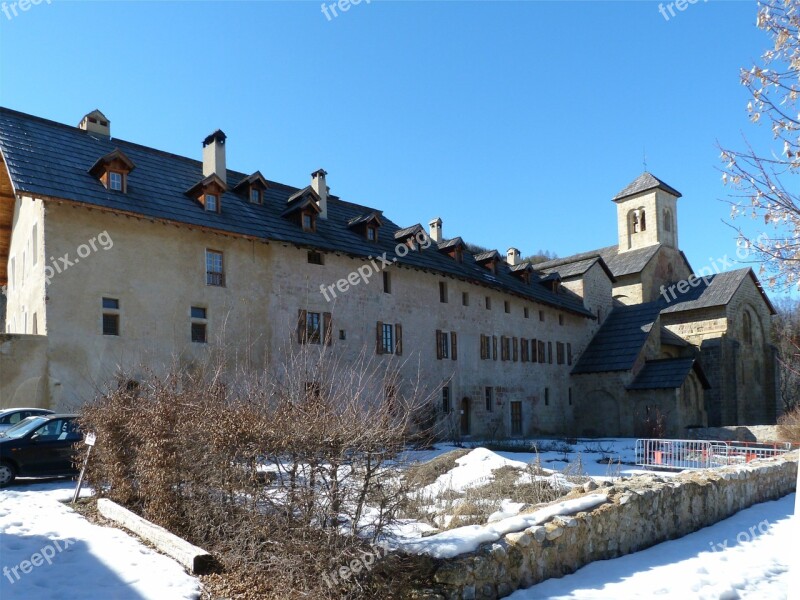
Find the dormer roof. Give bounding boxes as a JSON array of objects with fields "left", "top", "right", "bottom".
[
  {"left": 185, "top": 173, "right": 227, "bottom": 198},
  {"left": 232, "top": 171, "right": 269, "bottom": 194},
  {"left": 88, "top": 148, "right": 136, "bottom": 178}
]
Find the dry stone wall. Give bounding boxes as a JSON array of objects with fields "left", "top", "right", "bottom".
[{"left": 404, "top": 453, "right": 798, "bottom": 600}]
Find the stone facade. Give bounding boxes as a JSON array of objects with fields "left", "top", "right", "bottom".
[{"left": 404, "top": 453, "right": 798, "bottom": 599}]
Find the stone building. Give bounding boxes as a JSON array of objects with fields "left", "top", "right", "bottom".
[{"left": 0, "top": 108, "right": 779, "bottom": 438}]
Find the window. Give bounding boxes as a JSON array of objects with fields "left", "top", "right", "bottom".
[
  {"left": 567, "top": 343, "right": 573, "bottom": 366},
  {"left": 367, "top": 226, "right": 377, "bottom": 241},
  {"left": 544, "top": 388, "right": 550, "bottom": 406},
  {"left": 339, "top": 329, "right": 346, "bottom": 340},
  {"left": 376, "top": 322, "right": 402, "bottom": 355},
  {"left": 485, "top": 387, "right": 493, "bottom": 412},
  {"left": 302, "top": 213, "right": 316, "bottom": 232},
  {"left": 492, "top": 335, "right": 498, "bottom": 360},
  {"left": 296, "top": 310, "right": 332, "bottom": 346},
  {"left": 640, "top": 209, "right": 647, "bottom": 231},
  {"left": 539, "top": 310, "right": 544, "bottom": 322},
  {"left": 521, "top": 338, "right": 529, "bottom": 362},
  {"left": 538, "top": 340, "right": 546, "bottom": 363},
  {"left": 437, "top": 330, "right": 450, "bottom": 359},
  {"left": 559, "top": 314, "right": 564, "bottom": 326},
  {"left": 442, "top": 386, "right": 451, "bottom": 413},
  {"left": 439, "top": 281, "right": 448, "bottom": 303},
  {"left": 548, "top": 342, "right": 553, "bottom": 364},
  {"left": 510, "top": 401, "right": 522, "bottom": 436},
  {"left": 383, "top": 271, "right": 391, "bottom": 294},
  {"left": 557, "top": 342, "right": 565, "bottom": 365},
  {"left": 485, "top": 296, "right": 492, "bottom": 310},
  {"left": 480, "top": 334, "right": 490, "bottom": 360},
  {"left": 504, "top": 301, "right": 510, "bottom": 314},
  {"left": 501, "top": 336, "right": 510, "bottom": 361},
  {"left": 250, "top": 188, "right": 262, "bottom": 204},
  {"left": 109, "top": 171, "right": 123, "bottom": 191},
  {"left": 102, "top": 297, "right": 120, "bottom": 336},
  {"left": 512, "top": 337, "right": 519, "bottom": 361},
  {"left": 524, "top": 307, "right": 529, "bottom": 319},
  {"left": 462, "top": 292, "right": 469, "bottom": 306},
  {"left": 206, "top": 250, "right": 225, "bottom": 286},
  {"left": 191, "top": 306, "right": 207, "bottom": 343},
  {"left": 531, "top": 338, "right": 538, "bottom": 362},
  {"left": 205, "top": 193, "right": 218, "bottom": 212},
  {"left": 307, "top": 250, "right": 324, "bottom": 265}
]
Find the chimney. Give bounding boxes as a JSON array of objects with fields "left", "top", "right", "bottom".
[
  {"left": 78, "top": 109, "right": 110, "bottom": 138},
  {"left": 506, "top": 247, "right": 521, "bottom": 266},
  {"left": 311, "top": 169, "right": 328, "bottom": 219},
  {"left": 203, "top": 130, "right": 227, "bottom": 186},
  {"left": 429, "top": 217, "right": 443, "bottom": 243}
]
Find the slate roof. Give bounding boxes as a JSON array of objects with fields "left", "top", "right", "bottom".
[
  {"left": 613, "top": 172, "right": 682, "bottom": 202},
  {"left": 0, "top": 107, "right": 593, "bottom": 317},
  {"left": 571, "top": 303, "right": 663, "bottom": 374},
  {"left": 627, "top": 358, "right": 710, "bottom": 390},
  {"left": 534, "top": 256, "right": 613, "bottom": 281},
  {"left": 533, "top": 245, "right": 662, "bottom": 280},
  {"left": 659, "top": 268, "right": 776, "bottom": 315}
]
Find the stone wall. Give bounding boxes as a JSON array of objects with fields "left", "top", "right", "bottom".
[
  {"left": 0, "top": 334, "right": 50, "bottom": 408},
  {"left": 405, "top": 453, "right": 798, "bottom": 600},
  {"left": 684, "top": 425, "right": 785, "bottom": 443}
]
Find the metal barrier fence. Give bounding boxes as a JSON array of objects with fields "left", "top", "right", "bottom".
[{"left": 635, "top": 439, "right": 794, "bottom": 471}]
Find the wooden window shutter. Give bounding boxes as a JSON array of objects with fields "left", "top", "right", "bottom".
[
  {"left": 531, "top": 338, "right": 537, "bottom": 363},
  {"left": 521, "top": 337, "right": 527, "bottom": 362},
  {"left": 513, "top": 337, "right": 518, "bottom": 362},
  {"left": 451, "top": 331, "right": 457, "bottom": 361},
  {"left": 395, "top": 323, "right": 403, "bottom": 355},
  {"left": 376, "top": 321, "right": 384, "bottom": 355},
  {"left": 297, "top": 309, "right": 307, "bottom": 344},
  {"left": 436, "top": 329, "right": 443, "bottom": 359},
  {"left": 492, "top": 335, "right": 497, "bottom": 361},
  {"left": 323, "top": 312, "right": 333, "bottom": 346},
  {"left": 567, "top": 343, "right": 572, "bottom": 365}
]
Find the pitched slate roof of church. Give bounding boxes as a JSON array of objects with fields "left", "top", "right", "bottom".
[
  {"left": 534, "top": 244, "right": 663, "bottom": 280},
  {"left": 627, "top": 357, "right": 709, "bottom": 390},
  {"left": 660, "top": 268, "right": 776, "bottom": 315},
  {"left": 612, "top": 172, "right": 682, "bottom": 201},
  {"left": 571, "top": 303, "right": 663, "bottom": 374},
  {"left": 0, "top": 107, "right": 593, "bottom": 317}
]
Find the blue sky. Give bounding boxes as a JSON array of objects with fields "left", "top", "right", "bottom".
[{"left": 0, "top": 0, "right": 788, "bottom": 298}]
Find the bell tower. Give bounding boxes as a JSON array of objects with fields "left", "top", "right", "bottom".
[{"left": 613, "top": 172, "right": 681, "bottom": 253}]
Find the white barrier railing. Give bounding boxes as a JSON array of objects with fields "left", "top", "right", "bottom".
[{"left": 635, "top": 439, "right": 794, "bottom": 471}]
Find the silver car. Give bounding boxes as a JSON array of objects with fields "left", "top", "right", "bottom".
[{"left": 0, "top": 408, "right": 55, "bottom": 432}]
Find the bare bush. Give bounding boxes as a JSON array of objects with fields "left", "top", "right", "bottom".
[
  {"left": 79, "top": 343, "right": 438, "bottom": 599},
  {"left": 777, "top": 405, "right": 800, "bottom": 442}
]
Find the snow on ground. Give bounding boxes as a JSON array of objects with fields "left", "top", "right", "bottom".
[
  {"left": 508, "top": 493, "right": 796, "bottom": 600},
  {"left": 0, "top": 479, "right": 201, "bottom": 600},
  {"left": 420, "top": 447, "right": 529, "bottom": 496},
  {"left": 401, "top": 494, "right": 608, "bottom": 559}
]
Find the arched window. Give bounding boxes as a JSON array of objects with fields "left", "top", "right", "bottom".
[
  {"left": 742, "top": 311, "right": 753, "bottom": 345},
  {"left": 664, "top": 209, "right": 672, "bottom": 232},
  {"left": 629, "top": 210, "right": 639, "bottom": 233},
  {"left": 639, "top": 208, "right": 647, "bottom": 231}
]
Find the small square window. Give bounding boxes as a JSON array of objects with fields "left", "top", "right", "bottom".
[
  {"left": 504, "top": 301, "right": 510, "bottom": 314},
  {"left": 102, "top": 297, "right": 120, "bottom": 310},
  {"left": 462, "top": 292, "right": 469, "bottom": 306},
  {"left": 109, "top": 172, "right": 123, "bottom": 191},
  {"left": 191, "top": 322, "right": 208, "bottom": 343},
  {"left": 191, "top": 306, "right": 207, "bottom": 320},
  {"left": 250, "top": 188, "right": 262, "bottom": 204},
  {"left": 307, "top": 251, "right": 324, "bottom": 265},
  {"left": 205, "top": 194, "right": 218, "bottom": 212},
  {"left": 339, "top": 329, "right": 346, "bottom": 340},
  {"left": 102, "top": 313, "right": 119, "bottom": 336},
  {"left": 524, "top": 307, "right": 529, "bottom": 319}
]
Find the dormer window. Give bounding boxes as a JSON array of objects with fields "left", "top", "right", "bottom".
[
  {"left": 348, "top": 212, "right": 383, "bottom": 241},
  {"left": 88, "top": 148, "right": 136, "bottom": 194},
  {"left": 109, "top": 171, "right": 124, "bottom": 191},
  {"left": 282, "top": 186, "right": 322, "bottom": 232},
  {"left": 205, "top": 193, "right": 219, "bottom": 213},
  {"left": 250, "top": 188, "right": 262, "bottom": 204},
  {"left": 186, "top": 173, "right": 227, "bottom": 213},
  {"left": 303, "top": 212, "right": 315, "bottom": 232},
  {"left": 234, "top": 171, "right": 269, "bottom": 205},
  {"left": 367, "top": 226, "right": 377, "bottom": 241}
]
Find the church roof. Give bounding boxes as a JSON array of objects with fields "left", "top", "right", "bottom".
[
  {"left": 627, "top": 357, "right": 710, "bottom": 390},
  {"left": 534, "top": 244, "right": 661, "bottom": 280},
  {"left": 0, "top": 107, "right": 594, "bottom": 317},
  {"left": 612, "top": 172, "right": 682, "bottom": 202},
  {"left": 533, "top": 256, "right": 616, "bottom": 282},
  {"left": 660, "top": 268, "right": 776, "bottom": 315}
]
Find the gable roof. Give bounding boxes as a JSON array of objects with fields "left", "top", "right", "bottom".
[
  {"left": 659, "top": 268, "right": 777, "bottom": 315},
  {"left": 627, "top": 357, "right": 710, "bottom": 390},
  {"left": 613, "top": 172, "right": 682, "bottom": 202},
  {"left": 572, "top": 303, "right": 663, "bottom": 374},
  {"left": 0, "top": 107, "right": 594, "bottom": 318},
  {"left": 533, "top": 256, "right": 616, "bottom": 282}
]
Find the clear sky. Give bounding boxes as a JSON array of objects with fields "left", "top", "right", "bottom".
[{"left": 0, "top": 0, "right": 790, "bottom": 299}]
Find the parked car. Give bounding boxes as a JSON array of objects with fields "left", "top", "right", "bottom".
[
  {"left": 0, "top": 408, "right": 55, "bottom": 432},
  {"left": 0, "top": 414, "right": 83, "bottom": 487}
]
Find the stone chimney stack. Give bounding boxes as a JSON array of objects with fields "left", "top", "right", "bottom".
[
  {"left": 311, "top": 169, "right": 328, "bottom": 219},
  {"left": 78, "top": 109, "right": 110, "bottom": 138},
  {"left": 429, "top": 218, "right": 443, "bottom": 243},
  {"left": 506, "top": 248, "right": 521, "bottom": 266},
  {"left": 202, "top": 130, "right": 227, "bottom": 186}
]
